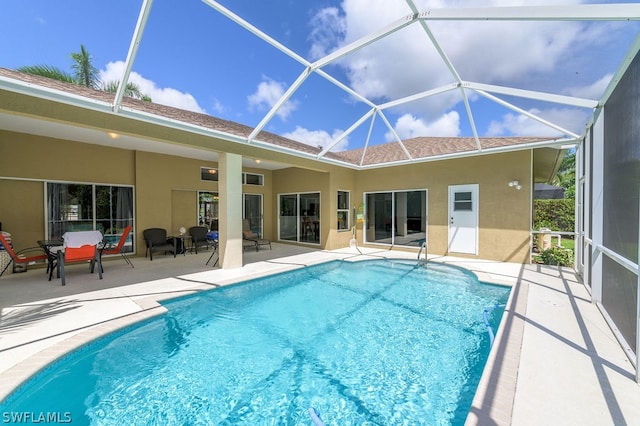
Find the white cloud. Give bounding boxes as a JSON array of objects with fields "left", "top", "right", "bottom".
[
  {"left": 309, "top": 7, "right": 347, "bottom": 60},
  {"left": 247, "top": 78, "right": 299, "bottom": 121},
  {"left": 565, "top": 73, "right": 613, "bottom": 100},
  {"left": 386, "top": 111, "right": 461, "bottom": 140},
  {"left": 99, "top": 61, "right": 206, "bottom": 113},
  {"left": 486, "top": 107, "right": 590, "bottom": 137},
  {"left": 310, "top": 0, "right": 597, "bottom": 122},
  {"left": 210, "top": 98, "right": 226, "bottom": 115},
  {"left": 282, "top": 126, "right": 349, "bottom": 151}
]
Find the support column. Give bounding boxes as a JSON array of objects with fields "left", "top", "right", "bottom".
[{"left": 219, "top": 152, "right": 243, "bottom": 269}]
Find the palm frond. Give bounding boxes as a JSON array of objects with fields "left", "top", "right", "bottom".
[
  {"left": 102, "top": 80, "right": 151, "bottom": 101},
  {"left": 16, "top": 65, "right": 75, "bottom": 83}
]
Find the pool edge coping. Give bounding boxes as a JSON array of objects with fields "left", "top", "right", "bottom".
[
  {"left": 0, "top": 250, "right": 523, "bottom": 424},
  {"left": 465, "top": 268, "right": 527, "bottom": 426}
]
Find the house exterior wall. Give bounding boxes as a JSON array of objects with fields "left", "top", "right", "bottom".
[
  {"left": 0, "top": 130, "right": 135, "bottom": 250},
  {"left": 271, "top": 165, "right": 358, "bottom": 250},
  {"left": 355, "top": 151, "right": 532, "bottom": 263},
  {"left": 0, "top": 132, "right": 272, "bottom": 258},
  {"left": 1, "top": 128, "right": 532, "bottom": 264},
  {"left": 327, "top": 166, "right": 358, "bottom": 250},
  {"left": 272, "top": 167, "right": 330, "bottom": 246}
]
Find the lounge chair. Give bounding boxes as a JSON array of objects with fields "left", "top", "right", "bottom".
[
  {"left": 0, "top": 233, "right": 48, "bottom": 277},
  {"left": 100, "top": 225, "right": 134, "bottom": 269},
  {"left": 242, "top": 219, "right": 271, "bottom": 251},
  {"left": 243, "top": 239, "right": 258, "bottom": 252}
]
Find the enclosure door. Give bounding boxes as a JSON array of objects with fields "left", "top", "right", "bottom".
[
  {"left": 243, "top": 194, "right": 263, "bottom": 237},
  {"left": 448, "top": 184, "right": 479, "bottom": 255}
]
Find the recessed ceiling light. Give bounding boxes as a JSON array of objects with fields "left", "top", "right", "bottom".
[{"left": 107, "top": 132, "right": 120, "bottom": 139}]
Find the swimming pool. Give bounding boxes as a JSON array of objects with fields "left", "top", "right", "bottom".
[{"left": 1, "top": 259, "right": 509, "bottom": 425}]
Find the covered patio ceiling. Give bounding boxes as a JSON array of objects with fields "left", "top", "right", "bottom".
[{"left": 1, "top": 2, "right": 640, "bottom": 170}]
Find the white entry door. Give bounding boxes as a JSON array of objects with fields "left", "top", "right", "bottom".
[{"left": 448, "top": 184, "right": 479, "bottom": 255}]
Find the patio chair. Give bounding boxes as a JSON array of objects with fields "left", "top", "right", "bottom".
[
  {"left": 54, "top": 230, "right": 103, "bottom": 286},
  {"left": 205, "top": 231, "right": 219, "bottom": 266},
  {"left": 100, "top": 225, "right": 134, "bottom": 270},
  {"left": 188, "top": 226, "right": 210, "bottom": 254},
  {"left": 143, "top": 228, "right": 177, "bottom": 260},
  {"left": 243, "top": 239, "right": 258, "bottom": 252},
  {"left": 242, "top": 219, "right": 271, "bottom": 251},
  {"left": 0, "top": 233, "right": 48, "bottom": 277}
]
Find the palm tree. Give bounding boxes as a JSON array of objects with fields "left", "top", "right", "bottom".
[
  {"left": 102, "top": 80, "right": 152, "bottom": 101},
  {"left": 17, "top": 45, "right": 151, "bottom": 101},
  {"left": 552, "top": 151, "right": 575, "bottom": 199},
  {"left": 70, "top": 44, "right": 100, "bottom": 89}
]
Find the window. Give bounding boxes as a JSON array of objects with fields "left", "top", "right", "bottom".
[
  {"left": 46, "top": 182, "right": 134, "bottom": 251},
  {"left": 201, "top": 169, "right": 263, "bottom": 185},
  {"left": 454, "top": 192, "right": 473, "bottom": 211},
  {"left": 337, "top": 190, "right": 350, "bottom": 231},
  {"left": 243, "top": 172, "right": 264, "bottom": 186},
  {"left": 201, "top": 167, "right": 218, "bottom": 181}
]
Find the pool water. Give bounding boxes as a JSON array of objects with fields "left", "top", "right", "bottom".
[{"left": 1, "top": 259, "right": 510, "bottom": 425}]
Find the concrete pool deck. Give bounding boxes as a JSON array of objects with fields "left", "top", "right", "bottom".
[{"left": 0, "top": 244, "right": 639, "bottom": 425}]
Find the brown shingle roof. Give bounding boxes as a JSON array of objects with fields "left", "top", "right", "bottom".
[
  {"left": 338, "top": 136, "right": 554, "bottom": 166},
  {"left": 0, "top": 67, "right": 325, "bottom": 156},
  {"left": 0, "top": 67, "right": 553, "bottom": 167}
]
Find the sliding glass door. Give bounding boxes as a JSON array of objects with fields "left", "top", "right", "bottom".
[
  {"left": 198, "top": 191, "right": 219, "bottom": 230},
  {"left": 278, "top": 192, "right": 320, "bottom": 244},
  {"left": 365, "top": 189, "right": 427, "bottom": 247},
  {"left": 243, "top": 194, "right": 263, "bottom": 237},
  {"left": 279, "top": 194, "right": 298, "bottom": 242},
  {"left": 46, "top": 182, "right": 134, "bottom": 250}
]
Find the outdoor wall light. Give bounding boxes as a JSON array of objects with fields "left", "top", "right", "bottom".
[{"left": 508, "top": 180, "right": 522, "bottom": 190}]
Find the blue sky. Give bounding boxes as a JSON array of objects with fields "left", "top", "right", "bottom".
[{"left": 2, "top": 1, "right": 639, "bottom": 152}]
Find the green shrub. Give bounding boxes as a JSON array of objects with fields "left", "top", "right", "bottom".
[
  {"left": 533, "top": 199, "right": 574, "bottom": 232},
  {"left": 536, "top": 246, "right": 574, "bottom": 266}
]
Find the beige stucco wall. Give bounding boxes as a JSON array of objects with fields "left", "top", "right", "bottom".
[
  {"left": 133, "top": 151, "right": 276, "bottom": 257},
  {"left": 0, "top": 179, "right": 44, "bottom": 250},
  {"left": 355, "top": 151, "right": 532, "bottom": 262},
  {"left": 0, "top": 130, "right": 135, "bottom": 250},
  {"left": 272, "top": 167, "right": 331, "bottom": 246},
  {"left": 1, "top": 127, "right": 533, "bottom": 264},
  {"left": 0, "top": 132, "right": 273, "bottom": 258},
  {"left": 327, "top": 166, "right": 358, "bottom": 250}
]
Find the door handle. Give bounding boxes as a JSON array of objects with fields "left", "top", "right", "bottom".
[{"left": 450, "top": 217, "right": 454, "bottom": 224}]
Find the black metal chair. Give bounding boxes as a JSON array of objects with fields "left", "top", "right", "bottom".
[
  {"left": 188, "top": 226, "right": 210, "bottom": 254},
  {"left": 143, "top": 228, "right": 176, "bottom": 260}
]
